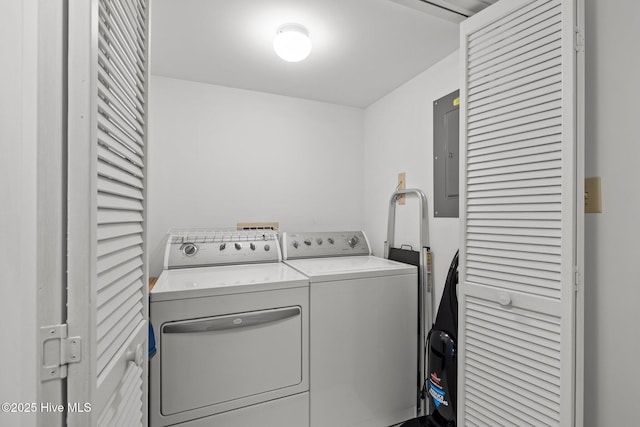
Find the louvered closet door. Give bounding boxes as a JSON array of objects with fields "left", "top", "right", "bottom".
[
  {"left": 459, "top": 0, "right": 583, "bottom": 426},
  {"left": 67, "top": 0, "right": 149, "bottom": 425}
]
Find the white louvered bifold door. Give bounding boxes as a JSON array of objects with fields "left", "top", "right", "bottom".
[
  {"left": 459, "top": 0, "right": 584, "bottom": 426},
  {"left": 67, "top": 0, "right": 149, "bottom": 425}
]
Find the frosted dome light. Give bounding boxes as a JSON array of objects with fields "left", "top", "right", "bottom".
[{"left": 273, "top": 24, "right": 312, "bottom": 62}]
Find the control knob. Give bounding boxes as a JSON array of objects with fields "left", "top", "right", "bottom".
[
  {"left": 250, "top": 243, "right": 256, "bottom": 251},
  {"left": 316, "top": 238, "right": 323, "bottom": 245},
  {"left": 293, "top": 241, "right": 299, "bottom": 249},
  {"left": 304, "top": 239, "right": 312, "bottom": 246},
  {"left": 181, "top": 243, "right": 198, "bottom": 257},
  {"left": 264, "top": 244, "right": 271, "bottom": 251},
  {"left": 347, "top": 235, "right": 359, "bottom": 248},
  {"left": 219, "top": 243, "right": 226, "bottom": 251},
  {"left": 235, "top": 243, "right": 242, "bottom": 250},
  {"left": 328, "top": 237, "right": 335, "bottom": 244}
]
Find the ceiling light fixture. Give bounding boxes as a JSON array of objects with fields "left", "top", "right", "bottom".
[{"left": 273, "top": 24, "right": 312, "bottom": 62}]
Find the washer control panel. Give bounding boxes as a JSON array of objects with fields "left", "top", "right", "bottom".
[
  {"left": 282, "top": 231, "right": 371, "bottom": 260},
  {"left": 164, "top": 229, "right": 281, "bottom": 269}
]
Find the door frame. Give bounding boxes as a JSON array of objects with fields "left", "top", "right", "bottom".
[{"left": 36, "top": 0, "right": 69, "bottom": 425}]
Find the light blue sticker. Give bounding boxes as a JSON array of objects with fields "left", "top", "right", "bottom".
[{"left": 429, "top": 382, "right": 448, "bottom": 408}]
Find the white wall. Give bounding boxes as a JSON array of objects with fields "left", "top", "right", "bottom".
[
  {"left": 363, "top": 51, "right": 460, "bottom": 304},
  {"left": 148, "top": 76, "right": 364, "bottom": 275},
  {"left": 583, "top": 0, "right": 640, "bottom": 425},
  {"left": 0, "top": 0, "right": 38, "bottom": 426}
]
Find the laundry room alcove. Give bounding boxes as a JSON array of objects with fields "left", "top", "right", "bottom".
[{"left": 146, "top": 0, "right": 463, "bottom": 293}]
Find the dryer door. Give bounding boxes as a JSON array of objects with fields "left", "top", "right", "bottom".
[{"left": 160, "top": 306, "right": 303, "bottom": 415}]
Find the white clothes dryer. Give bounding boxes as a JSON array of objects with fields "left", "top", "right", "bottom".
[
  {"left": 282, "top": 231, "right": 418, "bottom": 427},
  {"left": 150, "top": 229, "right": 309, "bottom": 427}
]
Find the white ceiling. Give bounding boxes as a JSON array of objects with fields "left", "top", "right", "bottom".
[{"left": 150, "top": 0, "right": 461, "bottom": 107}]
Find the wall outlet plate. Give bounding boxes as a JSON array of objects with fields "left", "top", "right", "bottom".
[
  {"left": 584, "top": 177, "right": 602, "bottom": 213},
  {"left": 398, "top": 172, "right": 406, "bottom": 205}
]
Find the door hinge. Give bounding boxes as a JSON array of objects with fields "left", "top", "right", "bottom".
[
  {"left": 574, "top": 266, "right": 582, "bottom": 292},
  {"left": 575, "top": 27, "right": 585, "bottom": 52},
  {"left": 40, "top": 324, "right": 82, "bottom": 381}
]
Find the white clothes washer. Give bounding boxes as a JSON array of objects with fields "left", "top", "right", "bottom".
[
  {"left": 282, "top": 231, "right": 418, "bottom": 427},
  {"left": 150, "top": 229, "right": 309, "bottom": 427}
]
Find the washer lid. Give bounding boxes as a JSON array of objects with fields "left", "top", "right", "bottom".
[
  {"left": 284, "top": 255, "right": 416, "bottom": 283},
  {"left": 150, "top": 263, "right": 309, "bottom": 302}
]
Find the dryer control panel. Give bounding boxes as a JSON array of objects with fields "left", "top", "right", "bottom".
[
  {"left": 164, "top": 229, "right": 281, "bottom": 269},
  {"left": 282, "top": 231, "right": 371, "bottom": 260}
]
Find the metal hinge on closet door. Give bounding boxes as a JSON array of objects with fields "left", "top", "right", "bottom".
[{"left": 40, "top": 324, "right": 82, "bottom": 381}]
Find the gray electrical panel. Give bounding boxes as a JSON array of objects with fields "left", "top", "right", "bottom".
[{"left": 433, "top": 90, "right": 460, "bottom": 218}]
